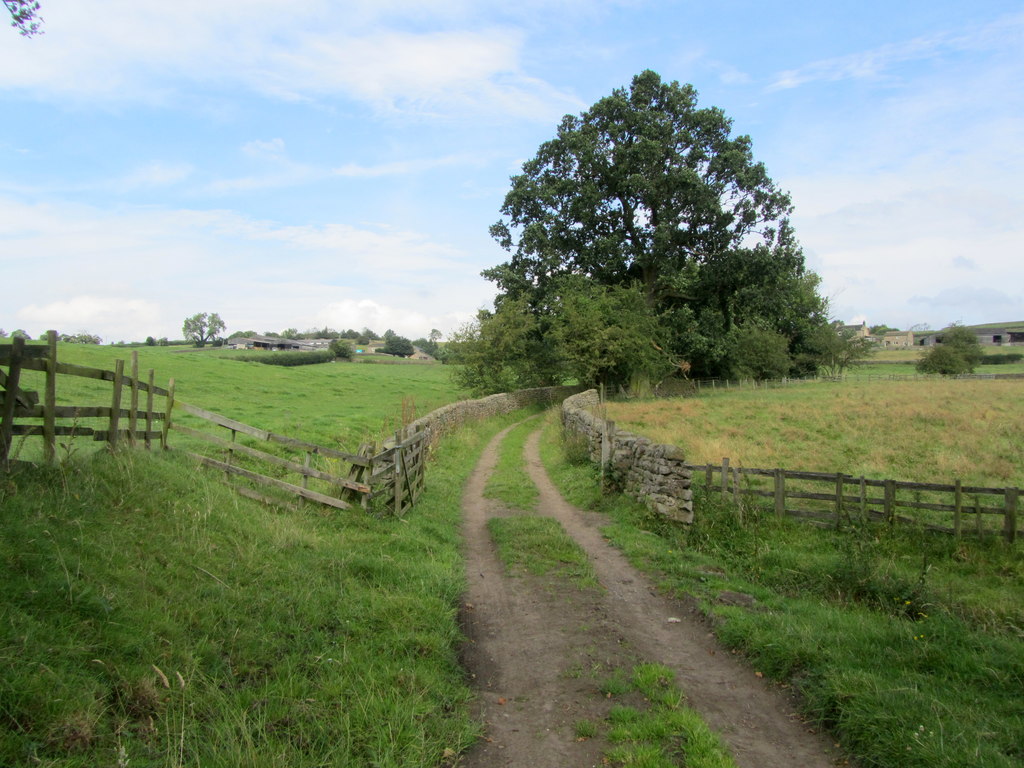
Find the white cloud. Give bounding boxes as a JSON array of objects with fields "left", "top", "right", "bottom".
[
  {"left": 0, "top": 2, "right": 580, "bottom": 120},
  {"left": 768, "top": 10, "right": 1024, "bottom": 91},
  {"left": 0, "top": 195, "right": 492, "bottom": 341}
]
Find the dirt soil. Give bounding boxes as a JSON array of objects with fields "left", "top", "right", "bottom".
[{"left": 458, "top": 420, "right": 850, "bottom": 768}]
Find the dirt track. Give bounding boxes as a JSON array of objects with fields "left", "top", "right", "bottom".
[{"left": 458, "top": 420, "right": 848, "bottom": 768}]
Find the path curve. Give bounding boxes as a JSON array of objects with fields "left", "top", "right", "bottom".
[{"left": 459, "top": 420, "right": 847, "bottom": 768}]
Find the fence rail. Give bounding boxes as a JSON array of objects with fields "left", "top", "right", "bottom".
[
  {"left": 1, "top": 332, "right": 424, "bottom": 515},
  {"left": 694, "top": 458, "right": 1020, "bottom": 542}
]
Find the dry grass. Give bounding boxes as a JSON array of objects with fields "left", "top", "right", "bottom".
[{"left": 603, "top": 379, "right": 1024, "bottom": 487}]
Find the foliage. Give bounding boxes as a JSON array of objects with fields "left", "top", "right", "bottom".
[
  {"left": 485, "top": 69, "right": 827, "bottom": 379},
  {"left": 181, "top": 312, "right": 226, "bottom": 347},
  {"left": 916, "top": 324, "right": 984, "bottom": 374},
  {"left": 329, "top": 338, "right": 354, "bottom": 360},
  {"left": 4, "top": 0, "right": 42, "bottom": 36},
  {"left": 446, "top": 297, "right": 566, "bottom": 395},
  {"left": 412, "top": 329, "right": 443, "bottom": 358},
  {"left": 801, "top": 322, "right": 875, "bottom": 376},
  {"left": 58, "top": 332, "right": 102, "bottom": 344},
  {"left": 10, "top": 329, "right": 31, "bottom": 340},
  {"left": 230, "top": 349, "right": 336, "bottom": 366},
  {"left": 984, "top": 352, "right": 1023, "bottom": 365},
  {"left": 381, "top": 335, "right": 414, "bottom": 357},
  {"left": 729, "top": 325, "right": 792, "bottom": 380},
  {"left": 0, "top": 328, "right": 6, "bottom": 337}
]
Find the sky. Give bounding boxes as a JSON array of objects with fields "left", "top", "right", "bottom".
[{"left": 1, "top": 0, "right": 1022, "bottom": 343}]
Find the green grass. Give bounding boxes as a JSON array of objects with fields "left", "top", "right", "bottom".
[
  {"left": 0, "top": 408, "right": 529, "bottom": 767},
  {"left": 482, "top": 413, "right": 543, "bottom": 511},
  {"left": 9, "top": 342, "right": 466, "bottom": 463},
  {"left": 601, "top": 664, "right": 737, "bottom": 768},
  {"left": 487, "top": 516, "right": 599, "bottom": 588},
  {"left": 539, "top": 411, "right": 1024, "bottom": 768}
]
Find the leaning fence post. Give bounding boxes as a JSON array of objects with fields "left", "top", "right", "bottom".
[
  {"left": 393, "top": 442, "right": 404, "bottom": 515},
  {"left": 0, "top": 335, "right": 25, "bottom": 468},
  {"left": 161, "top": 378, "right": 175, "bottom": 450},
  {"left": 44, "top": 330, "right": 57, "bottom": 463}
]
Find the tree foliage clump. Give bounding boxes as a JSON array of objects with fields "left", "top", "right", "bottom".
[
  {"left": 182, "top": 312, "right": 225, "bottom": 347},
  {"left": 451, "top": 71, "right": 831, "bottom": 393},
  {"left": 916, "top": 325, "right": 984, "bottom": 374},
  {"left": 5, "top": 0, "right": 42, "bottom": 37},
  {"left": 380, "top": 335, "right": 414, "bottom": 357}
]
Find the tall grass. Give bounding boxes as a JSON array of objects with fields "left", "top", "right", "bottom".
[
  {"left": 0, "top": 409, "right": 527, "bottom": 767},
  {"left": 603, "top": 379, "right": 1024, "bottom": 487}
]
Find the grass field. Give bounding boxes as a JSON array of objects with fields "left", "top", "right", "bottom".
[
  {"left": 539, "top": 410, "right": 1024, "bottom": 768},
  {"left": 602, "top": 378, "right": 1024, "bottom": 488},
  {"left": 846, "top": 346, "right": 1024, "bottom": 376},
  {"left": 9, "top": 343, "right": 465, "bottom": 461}
]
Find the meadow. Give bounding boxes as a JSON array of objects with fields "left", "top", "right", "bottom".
[
  {"left": 9, "top": 343, "right": 464, "bottom": 459},
  {"left": 601, "top": 378, "right": 1024, "bottom": 488},
  {"left": 0, "top": 396, "right": 520, "bottom": 768}
]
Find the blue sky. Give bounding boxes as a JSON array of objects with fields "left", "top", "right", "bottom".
[{"left": 2, "top": 0, "right": 1021, "bottom": 342}]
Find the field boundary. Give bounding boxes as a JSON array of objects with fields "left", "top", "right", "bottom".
[{"left": 562, "top": 389, "right": 1020, "bottom": 543}]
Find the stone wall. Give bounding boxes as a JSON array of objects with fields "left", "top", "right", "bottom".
[
  {"left": 561, "top": 389, "right": 693, "bottom": 523},
  {"left": 402, "top": 385, "right": 583, "bottom": 446}
]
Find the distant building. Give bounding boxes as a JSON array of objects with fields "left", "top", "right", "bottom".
[{"left": 879, "top": 330, "right": 914, "bottom": 348}]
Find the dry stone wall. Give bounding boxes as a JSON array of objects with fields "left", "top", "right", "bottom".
[
  {"left": 404, "top": 385, "right": 583, "bottom": 446},
  {"left": 562, "top": 389, "right": 694, "bottom": 523}
]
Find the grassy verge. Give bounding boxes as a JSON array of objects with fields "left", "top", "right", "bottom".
[
  {"left": 482, "top": 412, "right": 543, "bottom": 511},
  {"left": 538, "top": 410, "right": 1024, "bottom": 768},
  {"left": 0, "top": 409, "right": 523, "bottom": 767}
]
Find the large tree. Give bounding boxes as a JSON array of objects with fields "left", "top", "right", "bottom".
[
  {"left": 485, "top": 70, "right": 825, "bottom": 378},
  {"left": 182, "top": 312, "right": 225, "bottom": 347}
]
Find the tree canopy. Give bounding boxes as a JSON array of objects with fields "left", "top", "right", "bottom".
[
  {"left": 5, "top": 0, "right": 42, "bottom": 36},
  {"left": 916, "top": 324, "right": 983, "bottom": 375},
  {"left": 182, "top": 312, "right": 225, "bottom": 348},
  {"left": 457, "top": 70, "right": 828, "bottom": 390}
]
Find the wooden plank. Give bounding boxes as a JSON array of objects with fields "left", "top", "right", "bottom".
[
  {"left": 0, "top": 371, "right": 39, "bottom": 409},
  {"left": 186, "top": 452, "right": 353, "bottom": 510},
  {"left": 20, "top": 405, "right": 165, "bottom": 420},
  {"left": 109, "top": 359, "right": 124, "bottom": 450},
  {"left": 720, "top": 458, "right": 729, "bottom": 494},
  {"left": 51, "top": 361, "right": 115, "bottom": 380},
  {"left": 174, "top": 399, "right": 371, "bottom": 466},
  {"left": 44, "top": 331, "right": 57, "bottom": 463},
  {"left": 90, "top": 429, "right": 163, "bottom": 442},
  {"left": 172, "top": 425, "right": 371, "bottom": 493},
  {"left": 11, "top": 424, "right": 98, "bottom": 437},
  {"left": 0, "top": 343, "right": 49, "bottom": 362}
]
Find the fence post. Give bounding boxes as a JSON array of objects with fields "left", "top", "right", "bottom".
[
  {"left": 834, "top": 473, "right": 844, "bottom": 529},
  {"left": 128, "top": 351, "right": 139, "bottom": 447},
  {"left": 705, "top": 463, "right": 713, "bottom": 490},
  {"left": 1005, "top": 488, "right": 1018, "bottom": 544},
  {"left": 393, "top": 442, "right": 404, "bottom": 514},
  {"left": 953, "top": 480, "right": 963, "bottom": 539},
  {"left": 721, "top": 457, "right": 729, "bottom": 495},
  {"left": 601, "top": 419, "right": 615, "bottom": 491},
  {"left": 975, "top": 498, "right": 983, "bottom": 538},
  {"left": 774, "top": 469, "right": 785, "bottom": 517},
  {"left": 145, "top": 370, "right": 155, "bottom": 450},
  {"left": 161, "top": 378, "right": 175, "bottom": 450},
  {"left": 108, "top": 359, "right": 124, "bottom": 451},
  {"left": 884, "top": 479, "right": 896, "bottom": 526},
  {"left": 44, "top": 330, "right": 57, "bottom": 463},
  {"left": 0, "top": 335, "right": 25, "bottom": 468}
]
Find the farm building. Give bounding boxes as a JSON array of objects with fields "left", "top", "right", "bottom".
[
  {"left": 228, "top": 336, "right": 334, "bottom": 351},
  {"left": 916, "top": 322, "right": 1024, "bottom": 347}
]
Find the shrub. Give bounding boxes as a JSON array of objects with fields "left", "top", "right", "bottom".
[{"left": 232, "top": 349, "right": 335, "bottom": 366}]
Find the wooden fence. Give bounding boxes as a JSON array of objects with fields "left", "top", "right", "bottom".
[
  {"left": 1, "top": 332, "right": 171, "bottom": 466},
  {"left": 694, "top": 458, "right": 1020, "bottom": 543},
  {"left": 0, "top": 333, "right": 425, "bottom": 515}
]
